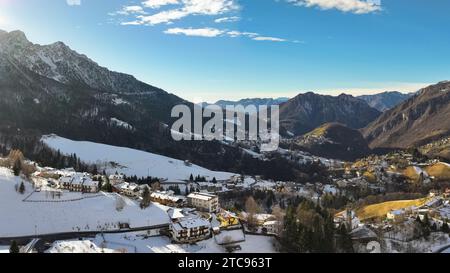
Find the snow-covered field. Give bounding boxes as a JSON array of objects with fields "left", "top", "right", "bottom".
[
  {"left": 47, "top": 232, "right": 276, "bottom": 253},
  {"left": 41, "top": 135, "right": 235, "bottom": 182},
  {"left": 0, "top": 246, "right": 9, "bottom": 253},
  {"left": 0, "top": 167, "right": 170, "bottom": 237},
  {"left": 46, "top": 240, "right": 116, "bottom": 253}
]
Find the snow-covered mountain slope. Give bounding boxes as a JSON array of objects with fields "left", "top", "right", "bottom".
[
  {"left": 0, "top": 167, "right": 170, "bottom": 237},
  {"left": 0, "top": 30, "right": 166, "bottom": 95},
  {"left": 41, "top": 135, "right": 235, "bottom": 182}
]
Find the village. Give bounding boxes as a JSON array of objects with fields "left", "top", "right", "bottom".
[{"left": 1, "top": 145, "right": 449, "bottom": 253}]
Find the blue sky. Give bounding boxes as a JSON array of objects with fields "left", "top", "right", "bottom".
[{"left": 1, "top": 0, "right": 450, "bottom": 102}]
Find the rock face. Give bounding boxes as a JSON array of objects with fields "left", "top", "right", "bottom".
[
  {"left": 0, "top": 29, "right": 189, "bottom": 141},
  {"left": 279, "top": 92, "right": 381, "bottom": 136},
  {"left": 0, "top": 30, "right": 170, "bottom": 96},
  {"left": 291, "top": 123, "right": 371, "bottom": 161},
  {"left": 358, "top": 91, "right": 415, "bottom": 112},
  {"left": 362, "top": 81, "right": 450, "bottom": 149}
]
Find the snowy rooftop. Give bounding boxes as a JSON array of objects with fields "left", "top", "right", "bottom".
[
  {"left": 151, "top": 191, "right": 186, "bottom": 202},
  {"left": 187, "top": 192, "right": 217, "bottom": 201},
  {"left": 173, "top": 217, "right": 211, "bottom": 231}
]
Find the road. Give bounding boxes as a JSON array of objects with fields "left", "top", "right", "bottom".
[{"left": 0, "top": 224, "right": 169, "bottom": 252}]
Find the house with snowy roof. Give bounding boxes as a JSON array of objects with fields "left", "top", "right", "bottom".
[
  {"left": 58, "top": 173, "right": 98, "bottom": 193},
  {"left": 150, "top": 191, "right": 186, "bottom": 207},
  {"left": 169, "top": 216, "right": 211, "bottom": 243}
]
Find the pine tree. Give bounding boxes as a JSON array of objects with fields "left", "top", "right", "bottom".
[
  {"left": 9, "top": 240, "right": 19, "bottom": 253},
  {"left": 18, "top": 182, "right": 25, "bottom": 194},
  {"left": 337, "top": 224, "right": 354, "bottom": 253},
  {"left": 442, "top": 222, "right": 449, "bottom": 233},
  {"left": 212, "top": 177, "right": 217, "bottom": 184},
  {"left": 423, "top": 213, "right": 430, "bottom": 227},
  {"left": 431, "top": 222, "right": 437, "bottom": 232},
  {"left": 189, "top": 174, "right": 194, "bottom": 182}
]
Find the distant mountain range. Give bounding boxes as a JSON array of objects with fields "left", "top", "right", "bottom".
[
  {"left": 358, "top": 91, "right": 415, "bottom": 112},
  {"left": 279, "top": 92, "right": 381, "bottom": 136},
  {"left": 212, "top": 97, "right": 289, "bottom": 108},
  {"left": 362, "top": 81, "right": 450, "bottom": 149},
  {"left": 1, "top": 29, "right": 449, "bottom": 168}
]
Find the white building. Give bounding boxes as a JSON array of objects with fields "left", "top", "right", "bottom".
[
  {"left": 150, "top": 191, "right": 186, "bottom": 207},
  {"left": 109, "top": 174, "right": 124, "bottom": 185},
  {"left": 59, "top": 173, "right": 98, "bottom": 193},
  {"left": 115, "top": 182, "right": 140, "bottom": 198},
  {"left": 170, "top": 216, "right": 211, "bottom": 243},
  {"left": 262, "top": 220, "right": 280, "bottom": 235},
  {"left": 387, "top": 209, "right": 407, "bottom": 221},
  {"left": 187, "top": 192, "right": 219, "bottom": 213}
]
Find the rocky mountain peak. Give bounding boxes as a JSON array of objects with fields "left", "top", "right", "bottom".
[
  {"left": 0, "top": 30, "right": 31, "bottom": 50},
  {"left": 0, "top": 29, "right": 166, "bottom": 95}
]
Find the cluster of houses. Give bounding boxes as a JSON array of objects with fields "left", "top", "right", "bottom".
[
  {"left": 58, "top": 173, "right": 99, "bottom": 193},
  {"left": 386, "top": 192, "right": 450, "bottom": 229},
  {"left": 335, "top": 190, "right": 450, "bottom": 235},
  {"left": 45, "top": 169, "right": 279, "bottom": 245}
]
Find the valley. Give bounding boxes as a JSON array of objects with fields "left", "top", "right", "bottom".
[{"left": 0, "top": 29, "right": 449, "bottom": 254}]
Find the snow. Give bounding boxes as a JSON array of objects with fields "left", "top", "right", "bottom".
[
  {"left": 33, "top": 98, "right": 40, "bottom": 104},
  {"left": 46, "top": 240, "right": 116, "bottom": 253},
  {"left": 112, "top": 98, "right": 130, "bottom": 105},
  {"left": 0, "top": 246, "right": 9, "bottom": 253},
  {"left": 241, "top": 148, "right": 263, "bottom": 159},
  {"left": 41, "top": 135, "right": 235, "bottom": 182},
  {"left": 110, "top": 118, "right": 133, "bottom": 130},
  {"left": 0, "top": 167, "right": 171, "bottom": 237},
  {"left": 412, "top": 166, "right": 428, "bottom": 177},
  {"left": 324, "top": 184, "right": 338, "bottom": 195},
  {"left": 214, "top": 229, "right": 245, "bottom": 245},
  {"left": 46, "top": 232, "right": 276, "bottom": 253}
]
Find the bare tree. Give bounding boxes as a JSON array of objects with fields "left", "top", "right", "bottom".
[
  {"left": 245, "top": 196, "right": 261, "bottom": 230},
  {"left": 271, "top": 205, "right": 285, "bottom": 236}
]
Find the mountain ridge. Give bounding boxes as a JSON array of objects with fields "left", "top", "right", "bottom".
[
  {"left": 279, "top": 92, "right": 381, "bottom": 136},
  {"left": 362, "top": 81, "right": 450, "bottom": 149},
  {"left": 358, "top": 91, "right": 415, "bottom": 112}
]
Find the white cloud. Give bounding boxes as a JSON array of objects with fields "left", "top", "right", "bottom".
[
  {"left": 142, "top": 0, "right": 180, "bottom": 9},
  {"left": 214, "top": 16, "right": 240, "bottom": 23},
  {"left": 123, "top": 6, "right": 147, "bottom": 14},
  {"left": 66, "top": 0, "right": 81, "bottom": 6},
  {"left": 226, "top": 31, "right": 258, "bottom": 38},
  {"left": 164, "top": 27, "right": 290, "bottom": 42},
  {"left": 138, "top": 9, "right": 188, "bottom": 25},
  {"left": 121, "top": 21, "right": 143, "bottom": 26},
  {"left": 112, "top": 6, "right": 147, "bottom": 16},
  {"left": 288, "top": 0, "right": 382, "bottom": 14},
  {"left": 252, "top": 36, "right": 287, "bottom": 42},
  {"left": 164, "top": 27, "right": 225, "bottom": 37},
  {"left": 121, "top": 0, "right": 239, "bottom": 25}
]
